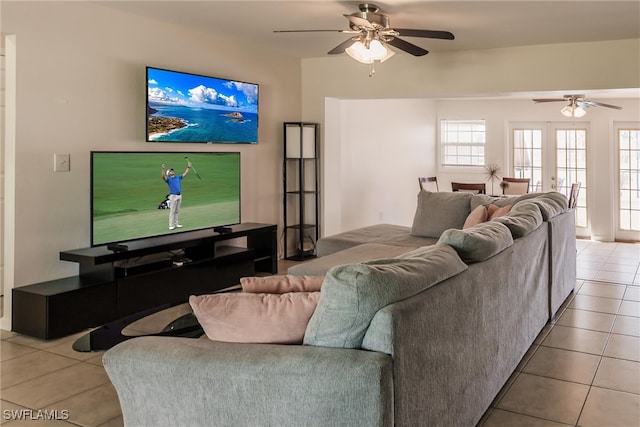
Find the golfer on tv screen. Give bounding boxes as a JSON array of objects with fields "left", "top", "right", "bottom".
[{"left": 161, "top": 162, "right": 191, "bottom": 230}]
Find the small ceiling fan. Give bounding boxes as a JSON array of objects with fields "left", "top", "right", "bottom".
[
  {"left": 533, "top": 94, "right": 622, "bottom": 117},
  {"left": 274, "top": 3, "right": 454, "bottom": 74}
]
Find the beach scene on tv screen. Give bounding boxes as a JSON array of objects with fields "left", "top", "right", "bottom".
[
  {"left": 147, "top": 67, "right": 258, "bottom": 144},
  {"left": 92, "top": 152, "right": 240, "bottom": 246}
]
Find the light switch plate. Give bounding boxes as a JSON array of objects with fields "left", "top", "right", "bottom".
[{"left": 54, "top": 154, "right": 70, "bottom": 172}]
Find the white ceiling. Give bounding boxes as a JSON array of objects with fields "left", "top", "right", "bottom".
[{"left": 95, "top": 0, "right": 639, "bottom": 59}]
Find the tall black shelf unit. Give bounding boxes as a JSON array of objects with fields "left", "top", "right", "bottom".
[{"left": 283, "top": 122, "right": 319, "bottom": 260}]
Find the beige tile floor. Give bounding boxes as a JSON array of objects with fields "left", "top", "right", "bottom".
[{"left": 0, "top": 240, "right": 638, "bottom": 426}]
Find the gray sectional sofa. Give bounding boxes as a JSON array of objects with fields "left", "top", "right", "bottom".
[{"left": 103, "top": 190, "right": 576, "bottom": 427}]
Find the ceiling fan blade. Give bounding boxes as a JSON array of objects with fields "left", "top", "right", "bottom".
[
  {"left": 344, "top": 14, "right": 375, "bottom": 30},
  {"left": 327, "top": 38, "right": 358, "bottom": 55},
  {"left": 583, "top": 100, "right": 623, "bottom": 110},
  {"left": 394, "top": 28, "right": 455, "bottom": 40},
  {"left": 273, "top": 29, "right": 356, "bottom": 33},
  {"left": 532, "top": 99, "right": 566, "bottom": 103},
  {"left": 386, "top": 37, "right": 429, "bottom": 56}
]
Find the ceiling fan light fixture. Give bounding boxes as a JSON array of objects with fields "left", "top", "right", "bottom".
[
  {"left": 378, "top": 44, "right": 395, "bottom": 63},
  {"left": 368, "top": 39, "right": 388, "bottom": 60},
  {"left": 345, "top": 41, "right": 374, "bottom": 63},
  {"left": 560, "top": 101, "right": 587, "bottom": 118},
  {"left": 573, "top": 106, "right": 586, "bottom": 118},
  {"left": 560, "top": 105, "right": 573, "bottom": 117},
  {"left": 345, "top": 39, "right": 394, "bottom": 64}
]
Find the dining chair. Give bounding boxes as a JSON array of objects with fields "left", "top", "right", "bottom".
[
  {"left": 451, "top": 182, "right": 486, "bottom": 194},
  {"left": 502, "top": 177, "right": 530, "bottom": 195},
  {"left": 568, "top": 182, "right": 581, "bottom": 209},
  {"left": 418, "top": 176, "right": 439, "bottom": 192}
]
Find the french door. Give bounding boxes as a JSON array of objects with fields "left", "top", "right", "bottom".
[
  {"left": 615, "top": 122, "right": 640, "bottom": 241},
  {"left": 509, "top": 122, "right": 590, "bottom": 237}
]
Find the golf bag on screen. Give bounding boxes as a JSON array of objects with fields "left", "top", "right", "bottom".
[{"left": 158, "top": 194, "right": 171, "bottom": 210}]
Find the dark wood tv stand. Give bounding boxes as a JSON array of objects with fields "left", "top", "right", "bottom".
[{"left": 12, "top": 223, "right": 277, "bottom": 339}]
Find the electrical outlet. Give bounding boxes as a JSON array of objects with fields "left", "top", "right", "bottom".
[{"left": 54, "top": 154, "right": 70, "bottom": 172}]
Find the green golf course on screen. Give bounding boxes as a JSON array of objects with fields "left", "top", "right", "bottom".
[{"left": 91, "top": 151, "right": 240, "bottom": 246}]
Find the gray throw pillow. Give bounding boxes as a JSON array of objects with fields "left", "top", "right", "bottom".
[
  {"left": 411, "top": 191, "right": 472, "bottom": 238},
  {"left": 303, "top": 245, "right": 468, "bottom": 349},
  {"left": 492, "top": 200, "right": 543, "bottom": 238},
  {"left": 437, "top": 221, "right": 513, "bottom": 263},
  {"left": 530, "top": 192, "right": 568, "bottom": 219}
]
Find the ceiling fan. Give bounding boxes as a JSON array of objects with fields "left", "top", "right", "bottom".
[
  {"left": 274, "top": 3, "right": 454, "bottom": 74},
  {"left": 533, "top": 94, "right": 622, "bottom": 117}
]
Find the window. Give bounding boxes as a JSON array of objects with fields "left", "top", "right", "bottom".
[
  {"left": 618, "top": 128, "right": 640, "bottom": 231},
  {"left": 441, "top": 119, "right": 486, "bottom": 166}
]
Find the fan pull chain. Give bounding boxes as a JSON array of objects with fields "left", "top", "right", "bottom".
[{"left": 369, "top": 62, "right": 376, "bottom": 77}]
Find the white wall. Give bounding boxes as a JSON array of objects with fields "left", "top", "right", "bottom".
[
  {"left": 323, "top": 98, "right": 436, "bottom": 234},
  {"left": 1, "top": 2, "right": 301, "bottom": 329}
]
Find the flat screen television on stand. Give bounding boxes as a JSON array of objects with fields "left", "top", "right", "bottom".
[
  {"left": 91, "top": 151, "right": 241, "bottom": 247},
  {"left": 146, "top": 66, "right": 258, "bottom": 144}
]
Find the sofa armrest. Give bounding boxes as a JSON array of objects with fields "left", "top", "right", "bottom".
[
  {"left": 103, "top": 336, "right": 393, "bottom": 427},
  {"left": 547, "top": 211, "right": 576, "bottom": 318}
]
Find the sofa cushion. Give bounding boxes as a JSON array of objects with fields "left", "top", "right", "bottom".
[
  {"left": 303, "top": 245, "right": 467, "bottom": 349},
  {"left": 492, "top": 200, "right": 543, "bottom": 238},
  {"left": 470, "top": 192, "right": 541, "bottom": 211},
  {"left": 316, "top": 224, "right": 438, "bottom": 257},
  {"left": 241, "top": 275, "right": 324, "bottom": 293},
  {"left": 411, "top": 191, "right": 473, "bottom": 238},
  {"left": 437, "top": 221, "right": 513, "bottom": 263},
  {"left": 471, "top": 194, "right": 515, "bottom": 210},
  {"left": 463, "top": 205, "right": 488, "bottom": 229},
  {"left": 394, "top": 243, "right": 451, "bottom": 259},
  {"left": 288, "top": 243, "right": 414, "bottom": 277},
  {"left": 529, "top": 192, "right": 568, "bottom": 219},
  {"left": 190, "top": 292, "right": 320, "bottom": 344}
]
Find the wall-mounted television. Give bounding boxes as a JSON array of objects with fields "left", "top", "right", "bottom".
[
  {"left": 91, "top": 151, "right": 241, "bottom": 246},
  {"left": 146, "top": 66, "right": 258, "bottom": 144}
]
